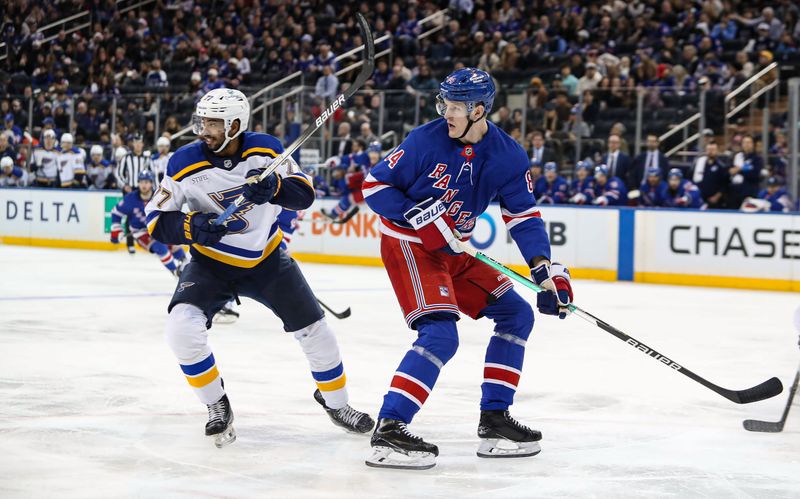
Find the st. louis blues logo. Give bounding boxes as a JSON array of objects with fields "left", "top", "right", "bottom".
[{"left": 177, "top": 282, "right": 195, "bottom": 292}]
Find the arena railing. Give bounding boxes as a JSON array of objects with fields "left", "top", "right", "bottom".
[{"left": 168, "top": 8, "right": 449, "bottom": 145}]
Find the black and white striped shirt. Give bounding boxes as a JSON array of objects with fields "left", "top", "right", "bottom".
[{"left": 115, "top": 153, "right": 151, "bottom": 188}]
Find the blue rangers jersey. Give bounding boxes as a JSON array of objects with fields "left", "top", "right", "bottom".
[
  {"left": 537, "top": 176, "right": 569, "bottom": 205},
  {"left": 756, "top": 188, "right": 792, "bottom": 212},
  {"left": 663, "top": 179, "right": 703, "bottom": 208},
  {"left": 144, "top": 132, "right": 314, "bottom": 272},
  {"left": 593, "top": 176, "right": 628, "bottom": 205},
  {"left": 111, "top": 189, "right": 151, "bottom": 234},
  {"left": 363, "top": 119, "right": 550, "bottom": 265},
  {"left": 569, "top": 177, "right": 594, "bottom": 203},
  {"left": 638, "top": 180, "right": 668, "bottom": 207}
]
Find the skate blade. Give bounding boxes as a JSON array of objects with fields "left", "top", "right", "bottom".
[
  {"left": 365, "top": 446, "right": 436, "bottom": 470},
  {"left": 476, "top": 438, "right": 541, "bottom": 458},
  {"left": 211, "top": 424, "right": 237, "bottom": 448},
  {"left": 212, "top": 313, "right": 238, "bottom": 325}
]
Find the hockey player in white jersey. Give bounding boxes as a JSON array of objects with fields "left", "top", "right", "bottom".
[
  {"left": 150, "top": 136, "right": 172, "bottom": 185},
  {"left": 144, "top": 88, "right": 374, "bottom": 447},
  {"left": 31, "top": 129, "right": 60, "bottom": 187},
  {"left": 58, "top": 133, "right": 87, "bottom": 187}
]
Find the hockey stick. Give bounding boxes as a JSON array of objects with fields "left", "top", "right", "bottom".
[
  {"left": 214, "top": 14, "right": 375, "bottom": 226},
  {"left": 743, "top": 363, "right": 799, "bottom": 432},
  {"left": 311, "top": 205, "right": 361, "bottom": 224},
  {"left": 457, "top": 242, "right": 783, "bottom": 405},
  {"left": 317, "top": 297, "right": 351, "bottom": 319}
]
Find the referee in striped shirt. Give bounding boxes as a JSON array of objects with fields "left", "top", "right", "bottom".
[
  {"left": 115, "top": 134, "right": 151, "bottom": 252},
  {"left": 115, "top": 134, "right": 151, "bottom": 194}
]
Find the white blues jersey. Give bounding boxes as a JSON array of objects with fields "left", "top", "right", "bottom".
[
  {"left": 31, "top": 146, "right": 60, "bottom": 184},
  {"left": 144, "top": 132, "right": 313, "bottom": 270},
  {"left": 58, "top": 146, "right": 86, "bottom": 185}
]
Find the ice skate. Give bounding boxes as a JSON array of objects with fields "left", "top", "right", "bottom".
[
  {"left": 476, "top": 410, "right": 541, "bottom": 458},
  {"left": 212, "top": 301, "right": 239, "bottom": 324},
  {"left": 366, "top": 418, "right": 438, "bottom": 470},
  {"left": 314, "top": 389, "right": 374, "bottom": 434},
  {"left": 206, "top": 393, "right": 236, "bottom": 448}
]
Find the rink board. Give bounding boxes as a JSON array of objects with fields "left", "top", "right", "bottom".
[{"left": 1, "top": 188, "right": 798, "bottom": 291}]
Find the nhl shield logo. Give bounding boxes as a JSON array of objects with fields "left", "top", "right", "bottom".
[{"left": 224, "top": 159, "right": 233, "bottom": 168}]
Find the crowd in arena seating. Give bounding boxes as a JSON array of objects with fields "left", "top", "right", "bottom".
[{"left": 0, "top": 0, "right": 797, "bottom": 212}]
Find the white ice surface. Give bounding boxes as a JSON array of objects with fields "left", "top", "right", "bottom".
[{"left": 0, "top": 245, "right": 798, "bottom": 499}]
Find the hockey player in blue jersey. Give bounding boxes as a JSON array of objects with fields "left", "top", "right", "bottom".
[
  {"left": 743, "top": 176, "right": 793, "bottom": 212},
  {"left": 662, "top": 168, "right": 703, "bottom": 209},
  {"left": 321, "top": 141, "right": 382, "bottom": 222},
  {"left": 591, "top": 165, "right": 628, "bottom": 206},
  {"left": 568, "top": 160, "right": 594, "bottom": 205},
  {"left": 143, "top": 88, "right": 373, "bottom": 448},
  {"left": 362, "top": 68, "right": 574, "bottom": 469},
  {"left": 638, "top": 167, "right": 668, "bottom": 207},
  {"left": 110, "top": 170, "right": 187, "bottom": 275},
  {"left": 536, "top": 162, "right": 569, "bottom": 205}
]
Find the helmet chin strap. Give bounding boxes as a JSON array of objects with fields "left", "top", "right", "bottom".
[
  {"left": 213, "top": 120, "right": 241, "bottom": 154},
  {"left": 455, "top": 105, "right": 486, "bottom": 142}
]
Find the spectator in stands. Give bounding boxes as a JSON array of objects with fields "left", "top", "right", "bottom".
[
  {"left": 529, "top": 130, "right": 556, "bottom": 167},
  {"left": 734, "top": 7, "right": 785, "bottom": 42},
  {"left": 580, "top": 90, "right": 599, "bottom": 128},
  {"left": 3, "top": 113, "right": 23, "bottom": 145},
  {"left": 728, "top": 135, "right": 764, "bottom": 209},
  {"left": 358, "top": 122, "right": 379, "bottom": 145},
  {"left": 202, "top": 68, "right": 224, "bottom": 94},
  {"left": 314, "top": 65, "right": 339, "bottom": 101},
  {"left": 663, "top": 168, "right": 704, "bottom": 209},
  {"left": 577, "top": 62, "right": 601, "bottom": 94},
  {"left": 602, "top": 134, "right": 631, "bottom": 185},
  {"left": 334, "top": 122, "right": 353, "bottom": 157},
  {"left": 405, "top": 64, "right": 437, "bottom": 96},
  {"left": 312, "top": 40, "right": 336, "bottom": 73},
  {"left": 560, "top": 65, "right": 579, "bottom": 96},
  {"left": 541, "top": 103, "right": 560, "bottom": 139},
  {"left": 145, "top": 59, "right": 168, "bottom": 88},
  {"left": 631, "top": 134, "right": 670, "bottom": 189},
  {"left": 0, "top": 133, "right": 17, "bottom": 163},
  {"left": 692, "top": 141, "right": 729, "bottom": 209}
]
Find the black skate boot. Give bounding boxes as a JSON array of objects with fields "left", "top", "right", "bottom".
[
  {"left": 476, "top": 410, "right": 541, "bottom": 458},
  {"left": 206, "top": 393, "right": 236, "bottom": 448},
  {"left": 313, "top": 389, "right": 375, "bottom": 434},
  {"left": 366, "top": 418, "right": 438, "bottom": 470}
]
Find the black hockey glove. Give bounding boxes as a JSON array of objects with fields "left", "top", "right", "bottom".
[
  {"left": 242, "top": 169, "right": 281, "bottom": 205},
  {"left": 184, "top": 211, "right": 228, "bottom": 246}
]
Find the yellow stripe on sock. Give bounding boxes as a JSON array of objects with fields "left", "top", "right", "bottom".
[
  {"left": 186, "top": 366, "right": 220, "bottom": 388},
  {"left": 316, "top": 374, "right": 346, "bottom": 392}
]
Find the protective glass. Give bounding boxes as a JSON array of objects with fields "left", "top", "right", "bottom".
[
  {"left": 435, "top": 94, "right": 469, "bottom": 118},
  {"left": 191, "top": 114, "right": 226, "bottom": 135}
]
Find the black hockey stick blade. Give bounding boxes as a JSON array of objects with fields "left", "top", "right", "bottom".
[
  {"left": 725, "top": 377, "right": 784, "bottom": 404},
  {"left": 317, "top": 297, "right": 351, "bottom": 319},
  {"left": 332, "top": 206, "right": 360, "bottom": 224},
  {"left": 743, "top": 365, "right": 799, "bottom": 431}
]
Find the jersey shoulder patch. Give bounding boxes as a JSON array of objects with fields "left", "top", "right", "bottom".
[
  {"left": 167, "top": 143, "right": 211, "bottom": 181},
  {"left": 240, "top": 132, "right": 283, "bottom": 160}
]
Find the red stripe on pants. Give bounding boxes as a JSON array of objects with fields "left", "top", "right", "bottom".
[
  {"left": 484, "top": 366, "right": 520, "bottom": 387},
  {"left": 390, "top": 375, "right": 430, "bottom": 404}
]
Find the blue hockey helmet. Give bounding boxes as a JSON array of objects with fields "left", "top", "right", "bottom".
[
  {"left": 575, "top": 159, "right": 593, "bottom": 172},
  {"left": 667, "top": 168, "right": 683, "bottom": 179},
  {"left": 594, "top": 164, "right": 609, "bottom": 177},
  {"left": 138, "top": 169, "right": 155, "bottom": 182},
  {"left": 438, "top": 68, "right": 496, "bottom": 116},
  {"left": 646, "top": 166, "right": 661, "bottom": 178},
  {"left": 544, "top": 161, "right": 557, "bottom": 173},
  {"left": 367, "top": 141, "right": 382, "bottom": 153}
]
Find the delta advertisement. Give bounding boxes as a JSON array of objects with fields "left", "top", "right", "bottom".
[{"left": 1, "top": 188, "right": 798, "bottom": 290}]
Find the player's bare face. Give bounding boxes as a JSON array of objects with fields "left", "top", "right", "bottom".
[
  {"left": 438, "top": 98, "right": 470, "bottom": 137},
  {"left": 138, "top": 179, "right": 154, "bottom": 199},
  {"left": 195, "top": 117, "right": 226, "bottom": 150}
]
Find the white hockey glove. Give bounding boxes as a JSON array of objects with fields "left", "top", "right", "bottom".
[{"left": 531, "top": 261, "right": 573, "bottom": 319}]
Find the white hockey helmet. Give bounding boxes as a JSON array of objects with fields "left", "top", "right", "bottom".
[
  {"left": 1, "top": 156, "right": 13, "bottom": 169},
  {"left": 156, "top": 136, "right": 170, "bottom": 148},
  {"left": 192, "top": 88, "right": 250, "bottom": 153},
  {"left": 60, "top": 132, "right": 74, "bottom": 145},
  {"left": 90, "top": 145, "right": 104, "bottom": 157}
]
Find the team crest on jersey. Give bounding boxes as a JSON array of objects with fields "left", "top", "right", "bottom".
[{"left": 439, "top": 286, "right": 450, "bottom": 297}]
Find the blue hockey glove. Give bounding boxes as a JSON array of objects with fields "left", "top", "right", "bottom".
[
  {"left": 242, "top": 169, "right": 281, "bottom": 205},
  {"left": 532, "top": 261, "right": 573, "bottom": 319},
  {"left": 184, "top": 211, "right": 228, "bottom": 246}
]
